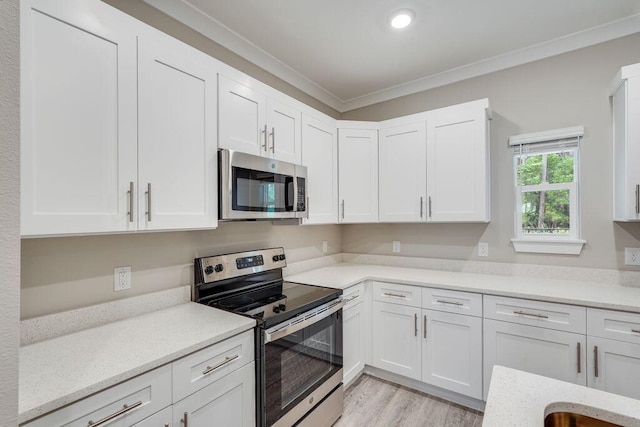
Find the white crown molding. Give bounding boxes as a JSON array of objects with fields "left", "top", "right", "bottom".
[
  {"left": 142, "top": 0, "right": 346, "bottom": 111},
  {"left": 143, "top": 0, "right": 640, "bottom": 113}
]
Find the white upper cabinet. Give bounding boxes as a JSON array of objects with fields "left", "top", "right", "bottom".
[
  {"left": 21, "top": 0, "right": 138, "bottom": 236},
  {"left": 612, "top": 63, "right": 640, "bottom": 221},
  {"left": 21, "top": 0, "right": 219, "bottom": 236},
  {"left": 137, "top": 31, "right": 218, "bottom": 231},
  {"left": 219, "top": 75, "right": 302, "bottom": 163},
  {"left": 426, "top": 99, "right": 490, "bottom": 222},
  {"left": 379, "top": 120, "right": 427, "bottom": 222},
  {"left": 338, "top": 125, "right": 379, "bottom": 223},
  {"left": 301, "top": 115, "right": 338, "bottom": 224}
]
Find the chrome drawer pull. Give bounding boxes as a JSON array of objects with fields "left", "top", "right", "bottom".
[
  {"left": 577, "top": 342, "right": 581, "bottom": 374},
  {"left": 594, "top": 346, "right": 599, "bottom": 378},
  {"left": 202, "top": 354, "right": 239, "bottom": 376},
  {"left": 632, "top": 329, "right": 640, "bottom": 334},
  {"left": 436, "top": 299, "right": 463, "bottom": 306},
  {"left": 87, "top": 401, "right": 142, "bottom": 426},
  {"left": 513, "top": 310, "right": 549, "bottom": 319},
  {"left": 344, "top": 294, "right": 359, "bottom": 303},
  {"left": 414, "top": 313, "right": 417, "bottom": 337},
  {"left": 383, "top": 292, "right": 406, "bottom": 298}
]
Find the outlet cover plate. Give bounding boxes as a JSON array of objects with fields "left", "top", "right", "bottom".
[
  {"left": 625, "top": 248, "right": 640, "bottom": 266},
  {"left": 392, "top": 241, "right": 401, "bottom": 253},
  {"left": 322, "top": 241, "right": 328, "bottom": 253},
  {"left": 114, "top": 266, "right": 131, "bottom": 291},
  {"left": 478, "top": 242, "right": 489, "bottom": 257}
]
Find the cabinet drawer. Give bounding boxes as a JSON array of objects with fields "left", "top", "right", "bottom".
[
  {"left": 172, "top": 330, "right": 254, "bottom": 402},
  {"left": 422, "top": 288, "right": 482, "bottom": 317},
  {"left": 484, "top": 295, "right": 586, "bottom": 334},
  {"left": 24, "top": 365, "right": 172, "bottom": 427},
  {"left": 588, "top": 308, "right": 640, "bottom": 344},
  {"left": 372, "top": 282, "right": 421, "bottom": 307},
  {"left": 343, "top": 283, "right": 364, "bottom": 309}
]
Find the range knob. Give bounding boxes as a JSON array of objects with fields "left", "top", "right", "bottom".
[
  {"left": 279, "top": 254, "right": 286, "bottom": 261},
  {"left": 273, "top": 305, "right": 281, "bottom": 314},
  {"left": 278, "top": 304, "right": 286, "bottom": 312},
  {"left": 204, "top": 265, "right": 214, "bottom": 275},
  {"left": 272, "top": 255, "right": 279, "bottom": 262},
  {"left": 214, "top": 264, "right": 224, "bottom": 273}
]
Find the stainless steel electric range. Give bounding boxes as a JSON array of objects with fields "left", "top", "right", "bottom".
[{"left": 193, "top": 247, "right": 344, "bottom": 427}]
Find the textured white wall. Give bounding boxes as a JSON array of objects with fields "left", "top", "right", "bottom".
[
  {"left": 341, "top": 33, "right": 640, "bottom": 271},
  {"left": 0, "top": 0, "right": 21, "bottom": 424}
]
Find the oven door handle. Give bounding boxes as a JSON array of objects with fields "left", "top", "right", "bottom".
[{"left": 264, "top": 300, "right": 345, "bottom": 344}]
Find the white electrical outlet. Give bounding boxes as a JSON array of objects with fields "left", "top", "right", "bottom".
[
  {"left": 392, "top": 241, "right": 401, "bottom": 253},
  {"left": 114, "top": 266, "right": 131, "bottom": 291},
  {"left": 478, "top": 242, "right": 489, "bottom": 257},
  {"left": 625, "top": 248, "right": 640, "bottom": 266},
  {"left": 322, "top": 241, "right": 328, "bottom": 253}
]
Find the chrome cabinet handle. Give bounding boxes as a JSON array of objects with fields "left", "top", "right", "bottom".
[
  {"left": 437, "top": 299, "right": 463, "bottom": 306},
  {"left": 420, "top": 197, "right": 424, "bottom": 218},
  {"left": 513, "top": 310, "right": 549, "bottom": 319},
  {"left": 270, "top": 127, "right": 275, "bottom": 153},
  {"left": 594, "top": 346, "right": 599, "bottom": 378},
  {"left": 632, "top": 329, "right": 640, "bottom": 334},
  {"left": 341, "top": 200, "right": 345, "bottom": 219},
  {"left": 261, "top": 124, "right": 268, "bottom": 152},
  {"left": 423, "top": 315, "right": 427, "bottom": 339},
  {"left": 383, "top": 292, "right": 406, "bottom": 298},
  {"left": 306, "top": 197, "right": 310, "bottom": 219},
  {"left": 202, "top": 354, "right": 239, "bottom": 376},
  {"left": 636, "top": 184, "right": 639, "bottom": 215},
  {"left": 414, "top": 313, "right": 417, "bottom": 337},
  {"left": 181, "top": 412, "right": 188, "bottom": 427},
  {"left": 87, "top": 401, "right": 142, "bottom": 426},
  {"left": 577, "top": 342, "right": 581, "bottom": 374},
  {"left": 344, "top": 294, "right": 359, "bottom": 303},
  {"left": 145, "top": 183, "right": 152, "bottom": 222},
  {"left": 428, "top": 196, "right": 432, "bottom": 218},
  {"left": 127, "top": 181, "right": 134, "bottom": 222}
]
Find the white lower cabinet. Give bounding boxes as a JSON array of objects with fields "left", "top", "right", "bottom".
[
  {"left": 133, "top": 406, "right": 172, "bottom": 427},
  {"left": 172, "top": 362, "right": 255, "bottom": 427},
  {"left": 371, "top": 301, "right": 421, "bottom": 380},
  {"left": 422, "top": 309, "right": 483, "bottom": 399},
  {"left": 483, "top": 318, "right": 586, "bottom": 398},
  {"left": 343, "top": 284, "right": 366, "bottom": 386}
]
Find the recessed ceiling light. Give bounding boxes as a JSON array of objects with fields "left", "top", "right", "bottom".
[{"left": 389, "top": 9, "right": 414, "bottom": 30}]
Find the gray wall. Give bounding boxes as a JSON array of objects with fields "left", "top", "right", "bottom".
[
  {"left": 0, "top": 0, "right": 20, "bottom": 424},
  {"left": 102, "top": 0, "right": 340, "bottom": 119},
  {"left": 341, "top": 33, "right": 640, "bottom": 270}
]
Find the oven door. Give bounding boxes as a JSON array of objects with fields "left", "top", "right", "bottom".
[
  {"left": 262, "top": 302, "right": 343, "bottom": 427},
  {"left": 220, "top": 149, "right": 297, "bottom": 220}
]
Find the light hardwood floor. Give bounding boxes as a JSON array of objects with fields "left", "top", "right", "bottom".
[{"left": 334, "top": 375, "right": 483, "bottom": 427}]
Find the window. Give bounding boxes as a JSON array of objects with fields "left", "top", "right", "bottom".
[{"left": 509, "top": 127, "right": 586, "bottom": 255}]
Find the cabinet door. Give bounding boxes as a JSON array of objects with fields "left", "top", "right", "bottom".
[
  {"left": 302, "top": 115, "right": 338, "bottom": 224},
  {"left": 588, "top": 336, "right": 640, "bottom": 400},
  {"left": 483, "top": 319, "right": 586, "bottom": 399},
  {"left": 613, "top": 77, "right": 640, "bottom": 221},
  {"left": 21, "top": 0, "right": 138, "bottom": 235},
  {"left": 132, "top": 406, "right": 172, "bottom": 427},
  {"left": 371, "top": 301, "right": 421, "bottom": 380},
  {"left": 379, "top": 122, "right": 427, "bottom": 222},
  {"left": 218, "top": 75, "right": 267, "bottom": 156},
  {"left": 343, "top": 302, "right": 365, "bottom": 386},
  {"left": 138, "top": 33, "right": 218, "bottom": 231},
  {"left": 267, "top": 98, "right": 302, "bottom": 163},
  {"left": 422, "top": 310, "right": 482, "bottom": 399},
  {"left": 338, "top": 128, "right": 379, "bottom": 223},
  {"left": 426, "top": 100, "right": 490, "bottom": 222},
  {"left": 173, "top": 362, "right": 255, "bottom": 427}
]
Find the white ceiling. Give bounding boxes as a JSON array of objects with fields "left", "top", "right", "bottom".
[{"left": 144, "top": 0, "right": 640, "bottom": 112}]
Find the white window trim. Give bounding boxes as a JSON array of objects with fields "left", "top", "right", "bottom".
[{"left": 510, "top": 126, "right": 586, "bottom": 255}]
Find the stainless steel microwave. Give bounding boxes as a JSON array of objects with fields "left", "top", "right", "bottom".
[{"left": 219, "top": 149, "right": 307, "bottom": 220}]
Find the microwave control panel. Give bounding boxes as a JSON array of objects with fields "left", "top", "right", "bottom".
[{"left": 296, "top": 177, "right": 306, "bottom": 211}]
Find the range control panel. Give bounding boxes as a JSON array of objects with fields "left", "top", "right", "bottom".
[{"left": 196, "top": 247, "right": 286, "bottom": 284}]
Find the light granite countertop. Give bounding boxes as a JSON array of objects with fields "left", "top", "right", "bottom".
[
  {"left": 483, "top": 366, "right": 640, "bottom": 426},
  {"left": 19, "top": 303, "right": 255, "bottom": 424},
  {"left": 286, "top": 263, "right": 640, "bottom": 312}
]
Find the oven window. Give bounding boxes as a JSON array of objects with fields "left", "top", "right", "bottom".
[
  {"left": 232, "top": 167, "right": 294, "bottom": 212},
  {"left": 264, "top": 312, "right": 342, "bottom": 426}
]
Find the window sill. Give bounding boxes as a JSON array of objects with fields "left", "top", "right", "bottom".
[{"left": 511, "top": 238, "right": 586, "bottom": 255}]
